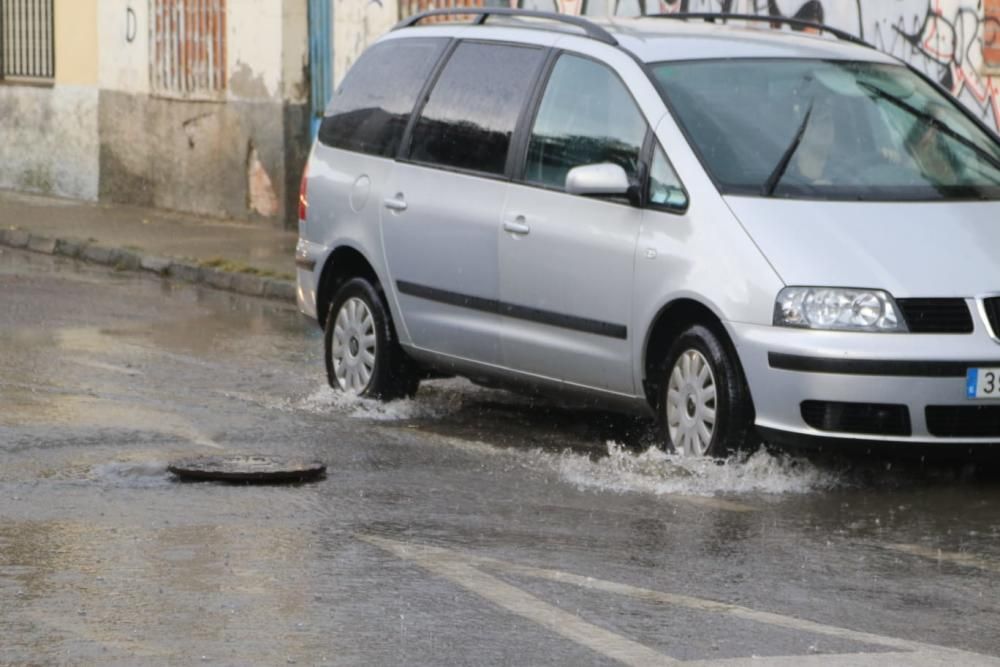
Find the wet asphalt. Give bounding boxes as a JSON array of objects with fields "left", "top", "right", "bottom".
[{"left": 2, "top": 248, "right": 999, "bottom": 666}]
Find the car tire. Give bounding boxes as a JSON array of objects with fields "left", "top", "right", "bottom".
[
  {"left": 658, "top": 324, "right": 756, "bottom": 457},
  {"left": 324, "top": 277, "right": 418, "bottom": 401}
]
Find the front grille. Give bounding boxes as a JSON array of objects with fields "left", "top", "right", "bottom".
[
  {"left": 984, "top": 297, "right": 1000, "bottom": 339},
  {"left": 801, "top": 400, "right": 911, "bottom": 436},
  {"left": 926, "top": 406, "right": 1000, "bottom": 437},
  {"left": 896, "top": 298, "right": 973, "bottom": 334}
]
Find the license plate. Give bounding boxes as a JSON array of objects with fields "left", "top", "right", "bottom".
[{"left": 967, "top": 368, "right": 1000, "bottom": 399}]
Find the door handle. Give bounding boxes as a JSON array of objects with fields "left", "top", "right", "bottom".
[
  {"left": 383, "top": 194, "right": 407, "bottom": 212},
  {"left": 503, "top": 217, "right": 530, "bottom": 235}
]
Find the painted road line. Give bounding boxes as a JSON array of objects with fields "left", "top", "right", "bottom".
[
  {"left": 884, "top": 543, "right": 1000, "bottom": 574},
  {"left": 361, "top": 535, "right": 1000, "bottom": 666},
  {"left": 359, "top": 535, "right": 677, "bottom": 666},
  {"left": 679, "top": 652, "right": 963, "bottom": 666}
]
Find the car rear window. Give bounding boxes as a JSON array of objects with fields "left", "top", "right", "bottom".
[
  {"left": 318, "top": 38, "right": 447, "bottom": 158},
  {"left": 405, "top": 41, "right": 546, "bottom": 176}
]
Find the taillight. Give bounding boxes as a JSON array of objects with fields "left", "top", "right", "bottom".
[{"left": 298, "top": 168, "right": 308, "bottom": 222}]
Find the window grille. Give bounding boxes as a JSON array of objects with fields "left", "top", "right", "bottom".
[
  {"left": 0, "top": 0, "right": 55, "bottom": 82},
  {"left": 151, "top": 0, "right": 226, "bottom": 99}
]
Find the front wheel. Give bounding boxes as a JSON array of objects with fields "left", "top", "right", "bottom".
[
  {"left": 324, "top": 278, "right": 418, "bottom": 400},
  {"left": 659, "top": 324, "right": 755, "bottom": 457}
]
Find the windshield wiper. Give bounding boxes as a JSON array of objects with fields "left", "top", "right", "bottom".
[
  {"left": 857, "top": 81, "right": 1000, "bottom": 174},
  {"left": 762, "top": 103, "right": 814, "bottom": 197}
]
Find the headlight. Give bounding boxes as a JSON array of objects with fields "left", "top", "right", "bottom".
[{"left": 774, "top": 287, "right": 908, "bottom": 332}]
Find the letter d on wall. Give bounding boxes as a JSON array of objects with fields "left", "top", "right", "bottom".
[{"left": 126, "top": 6, "right": 137, "bottom": 43}]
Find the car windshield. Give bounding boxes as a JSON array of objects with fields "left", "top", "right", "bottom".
[{"left": 651, "top": 59, "right": 1000, "bottom": 201}]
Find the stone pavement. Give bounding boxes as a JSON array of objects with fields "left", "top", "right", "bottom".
[{"left": 0, "top": 189, "right": 299, "bottom": 301}]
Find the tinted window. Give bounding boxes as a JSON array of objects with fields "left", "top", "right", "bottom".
[
  {"left": 407, "top": 42, "right": 545, "bottom": 176},
  {"left": 318, "top": 38, "right": 446, "bottom": 157},
  {"left": 525, "top": 55, "right": 647, "bottom": 190}
]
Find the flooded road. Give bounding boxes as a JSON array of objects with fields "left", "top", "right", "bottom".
[{"left": 2, "top": 248, "right": 999, "bottom": 665}]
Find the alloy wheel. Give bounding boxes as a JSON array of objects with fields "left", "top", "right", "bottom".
[
  {"left": 665, "top": 349, "right": 718, "bottom": 456},
  {"left": 330, "top": 297, "right": 377, "bottom": 394}
]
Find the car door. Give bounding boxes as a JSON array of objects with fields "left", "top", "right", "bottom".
[
  {"left": 498, "top": 53, "right": 648, "bottom": 395},
  {"left": 381, "top": 40, "right": 547, "bottom": 365}
]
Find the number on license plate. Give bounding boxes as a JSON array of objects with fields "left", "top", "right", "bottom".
[{"left": 967, "top": 368, "right": 1000, "bottom": 399}]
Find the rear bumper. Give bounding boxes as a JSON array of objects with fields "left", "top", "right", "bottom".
[
  {"left": 295, "top": 238, "right": 324, "bottom": 321},
  {"left": 732, "top": 322, "right": 1000, "bottom": 446}
]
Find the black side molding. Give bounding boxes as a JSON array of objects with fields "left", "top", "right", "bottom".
[
  {"left": 397, "top": 280, "right": 628, "bottom": 340},
  {"left": 768, "top": 352, "right": 999, "bottom": 378}
]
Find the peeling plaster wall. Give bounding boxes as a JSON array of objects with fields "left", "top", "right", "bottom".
[
  {"left": 0, "top": 86, "right": 100, "bottom": 200},
  {"left": 92, "top": 0, "right": 309, "bottom": 226}
]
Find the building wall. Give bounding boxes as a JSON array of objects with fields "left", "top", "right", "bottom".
[
  {"left": 332, "top": 0, "right": 400, "bottom": 86},
  {"left": 96, "top": 0, "right": 310, "bottom": 225},
  {"left": 1, "top": 0, "right": 309, "bottom": 225},
  {"left": 0, "top": 0, "right": 100, "bottom": 201}
]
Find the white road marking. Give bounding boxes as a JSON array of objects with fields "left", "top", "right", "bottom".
[
  {"left": 361, "top": 535, "right": 1000, "bottom": 667},
  {"left": 678, "top": 652, "right": 964, "bottom": 666},
  {"left": 884, "top": 543, "right": 1000, "bottom": 574},
  {"left": 360, "top": 535, "right": 677, "bottom": 665}
]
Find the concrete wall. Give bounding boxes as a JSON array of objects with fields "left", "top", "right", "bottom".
[{"left": 0, "top": 0, "right": 100, "bottom": 201}]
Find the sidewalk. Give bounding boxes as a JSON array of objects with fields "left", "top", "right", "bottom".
[{"left": 0, "top": 190, "right": 298, "bottom": 301}]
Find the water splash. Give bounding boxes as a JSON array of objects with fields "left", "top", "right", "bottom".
[
  {"left": 534, "top": 441, "right": 841, "bottom": 497},
  {"left": 292, "top": 378, "right": 485, "bottom": 421}
]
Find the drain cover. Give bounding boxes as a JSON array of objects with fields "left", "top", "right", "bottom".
[{"left": 167, "top": 456, "right": 326, "bottom": 483}]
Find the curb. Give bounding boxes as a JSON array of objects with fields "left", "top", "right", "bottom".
[{"left": 0, "top": 229, "right": 296, "bottom": 303}]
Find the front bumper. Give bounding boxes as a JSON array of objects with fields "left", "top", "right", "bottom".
[{"left": 733, "top": 320, "right": 1000, "bottom": 445}]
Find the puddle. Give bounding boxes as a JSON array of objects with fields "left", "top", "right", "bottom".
[{"left": 89, "top": 461, "right": 173, "bottom": 488}]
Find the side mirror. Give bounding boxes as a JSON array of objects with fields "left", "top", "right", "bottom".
[{"left": 565, "top": 163, "right": 631, "bottom": 199}]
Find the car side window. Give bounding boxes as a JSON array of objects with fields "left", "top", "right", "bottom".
[
  {"left": 525, "top": 54, "right": 647, "bottom": 190},
  {"left": 318, "top": 38, "right": 447, "bottom": 158},
  {"left": 648, "top": 145, "right": 689, "bottom": 211},
  {"left": 407, "top": 42, "right": 546, "bottom": 176}
]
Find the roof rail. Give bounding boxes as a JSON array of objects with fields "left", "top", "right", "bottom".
[
  {"left": 645, "top": 13, "right": 874, "bottom": 50},
  {"left": 394, "top": 8, "right": 618, "bottom": 47}
]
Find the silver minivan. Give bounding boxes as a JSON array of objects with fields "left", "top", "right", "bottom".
[{"left": 295, "top": 10, "right": 1000, "bottom": 457}]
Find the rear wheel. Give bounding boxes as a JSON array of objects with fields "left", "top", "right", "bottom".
[
  {"left": 659, "top": 324, "right": 755, "bottom": 457},
  {"left": 324, "top": 278, "right": 418, "bottom": 400}
]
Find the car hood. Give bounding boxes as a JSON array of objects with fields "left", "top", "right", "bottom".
[{"left": 725, "top": 197, "right": 1000, "bottom": 297}]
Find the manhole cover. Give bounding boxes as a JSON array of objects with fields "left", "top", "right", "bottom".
[{"left": 167, "top": 456, "right": 326, "bottom": 483}]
